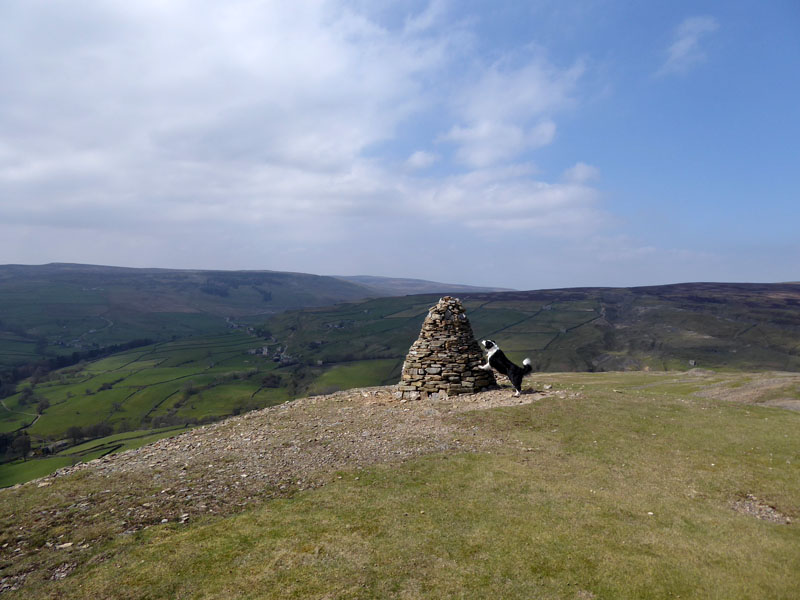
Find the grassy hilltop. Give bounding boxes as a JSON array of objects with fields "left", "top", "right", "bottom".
[
  {"left": 1, "top": 371, "right": 798, "bottom": 598},
  {"left": 0, "top": 278, "right": 799, "bottom": 596}
]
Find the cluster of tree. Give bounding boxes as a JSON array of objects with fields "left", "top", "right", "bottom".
[
  {"left": 97, "top": 378, "right": 123, "bottom": 392},
  {"left": 0, "top": 432, "right": 32, "bottom": 461},
  {"left": 254, "top": 286, "right": 273, "bottom": 302},
  {"left": 181, "top": 380, "right": 199, "bottom": 399},
  {"left": 65, "top": 423, "right": 114, "bottom": 444},
  {"left": 231, "top": 399, "right": 262, "bottom": 415},
  {"left": 199, "top": 283, "right": 230, "bottom": 297},
  {"left": 149, "top": 414, "right": 217, "bottom": 428},
  {"left": 213, "top": 369, "right": 258, "bottom": 384},
  {"left": 285, "top": 364, "right": 315, "bottom": 397},
  {"left": 260, "top": 373, "right": 282, "bottom": 388},
  {"left": 14, "top": 387, "right": 50, "bottom": 413},
  {"left": 252, "top": 326, "right": 272, "bottom": 340},
  {"left": 175, "top": 370, "right": 258, "bottom": 403}
]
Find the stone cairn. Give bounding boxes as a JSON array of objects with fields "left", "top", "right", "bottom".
[{"left": 396, "top": 296, "right": 496, "bottom": 400}]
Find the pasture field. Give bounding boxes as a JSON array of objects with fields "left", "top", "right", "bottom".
[
  {"left": 0, "top": 335, "right": 39, "bottom": 368},
  {"left": 263, "top": 294, "right": 610, "bottom": 372},
  {"left": 0, "top": 427, "right": 188, "bottom": 488},
  {"left": 0, "top": 457, "right": 75, "bottom": 489},
  {"left": 306, "top": 359, "right": 402, "bottom": 395},
  {"left": 0, "top": 404, "right": 36, "bottom": 434}
]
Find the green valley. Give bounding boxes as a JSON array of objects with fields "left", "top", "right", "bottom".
[{"left": 2, "top": 280, "right": 800, "bottom": 488}]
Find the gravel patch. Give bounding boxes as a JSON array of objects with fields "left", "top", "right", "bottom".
[{"left": 732, "top": 494, "right": 792, "bottom": 525}]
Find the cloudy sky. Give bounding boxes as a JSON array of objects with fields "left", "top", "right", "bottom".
[{"left": 1, "top": 1, "right": 798, "bottom": 289}]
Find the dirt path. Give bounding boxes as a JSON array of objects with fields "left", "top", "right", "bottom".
[{"left": 0, "top": 400, "right": 39, "bottom": 426}]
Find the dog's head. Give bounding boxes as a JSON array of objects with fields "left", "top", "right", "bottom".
[{"left": 481, "top": 339, "right": 496, "bottom": 351}]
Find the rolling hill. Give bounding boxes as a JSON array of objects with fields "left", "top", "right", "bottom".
[
  {"left": 335, "top": 275, "right": 513, "bottom": 296},
  {"left": 0, "top": 264, "right": 515, "bottom": 375},
  {"left": 262, "top": 281, "right": 800, "bottom": 377},
  {"left": 0, "top": 263, "right": 375, "bottom": 371}
]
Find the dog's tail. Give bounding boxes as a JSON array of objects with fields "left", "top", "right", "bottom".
[{"left": 522, "top": 357, "right": 533, "bottom": 375}]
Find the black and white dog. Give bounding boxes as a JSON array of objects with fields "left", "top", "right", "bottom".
[{"left": 479, "top": 339, "right": 532, "bottom": 396}]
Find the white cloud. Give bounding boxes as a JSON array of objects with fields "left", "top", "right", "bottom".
[
  {"left": 458, "top": 54, "right": 583, "bottom": 123},
  {"left": 562, "top": 162, "right": 599, "bottom": 183},
  {"left": 0, "top": 2, "right": 453, "bottom": 223},
  {"left": 658, "top": 16, "right": 719, "bottom": 76},
  {"left": 0, "top": 0, "right": 613, "bottom": 285},
  {"left": 0, "top": 1, "right": 595, "bottom": 237},
  {"left": 441, "top": 52, "right": 582, "bottom": 167},
  {"left": 406, "top": 150, "right": 439, "bottom": 169},
  {"left": 403, "top": 0, "right": 449, "bottom": 34},
  {"left": 442, "top": 120, "right": 556, "bottom": 168},
  {"left": 408, "top": 165, "right": 606, "bottom": 234}
]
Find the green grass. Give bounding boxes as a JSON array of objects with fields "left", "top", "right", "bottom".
[
  {"left": 5, "top": 332, "right": 268, "bottom": 437},
  {"left": 60, "top": 426, "right": 186, "bottom": 455},
  {"left": 0, "top": 427, "right": 188, "bottom": 488},
  {"left": 0, "top": 408, "right": 35, "bottom": 433},
  {"left": 167, "top": 381, "right": 262, "bottom": 420},
  {"left": 0, "top": 457, "right": 76, "bottom": 488},
  {"left": 7, "top": 371, "right": 799, "bottom": 598},
  {"left": 307, "top": 359, "right": 401, "bottom": 394},
  {"left": 1, "top": 323, "right": 371, "bottom": 486}
]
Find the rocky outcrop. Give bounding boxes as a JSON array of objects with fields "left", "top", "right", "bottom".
[{"left": 397, "top": 296, "right": 495, "bottom": 400}]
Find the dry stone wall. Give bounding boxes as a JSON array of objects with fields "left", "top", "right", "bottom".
[{"left": 397, "top": 296, "right": 495, "bottom": 400}]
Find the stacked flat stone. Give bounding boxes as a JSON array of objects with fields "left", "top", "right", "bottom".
[{"left": 396, "top": 296, "right": 496, "bottom": 400}]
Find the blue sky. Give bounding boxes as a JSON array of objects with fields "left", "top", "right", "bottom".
[{"left": 1, "top": 1, "right": 798, "bottom": 289}]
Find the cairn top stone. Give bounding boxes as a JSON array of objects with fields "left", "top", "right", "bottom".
[{"left": 397, "top": 296, "right": 495, "bottom": 400}]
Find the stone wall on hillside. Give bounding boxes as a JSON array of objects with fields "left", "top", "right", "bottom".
[{"left": 396, "top": 296, "right": 495, "bottom": 400}]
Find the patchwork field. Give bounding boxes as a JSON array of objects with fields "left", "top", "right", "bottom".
[{"left": 0, "top": 331, "right": 300, "bottom": 486}]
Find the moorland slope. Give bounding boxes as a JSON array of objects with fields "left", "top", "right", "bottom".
[
  {"left": 264, "top": 281, "right": 800, "bottom": 375},
  {"left": 0, "top": 263, "right": 375, "bottom": 371}
]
